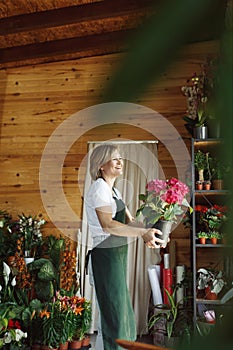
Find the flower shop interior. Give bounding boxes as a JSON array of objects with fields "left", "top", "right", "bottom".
[{"left": 0, "top": 1, "right": 232, "bottom": 350}]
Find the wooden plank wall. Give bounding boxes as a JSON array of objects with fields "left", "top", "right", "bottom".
[{"left": 0, "top": 40, "right": 219, "bottom": 267}]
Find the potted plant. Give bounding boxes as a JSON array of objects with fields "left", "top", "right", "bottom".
[
  {"left": 181, "top": 58, "right": 215, "bottom": 139},
  {"left": 195, "top": 204, "right": 228, "bottom": 240},
  {"left": 196, "top": 268, "right": 226, "bottom": 300},
  {"left": 208, "top": 231, "right": 221, "bottom": 244},
  {"left": 70, "top": 297, "right": 92, "bottom": 349},
  {"left": 194, "top": 150, "right": 207, "bottom": 183},
  {"left": 197, "top": 232, "right": 208, "bottom": 244},
  {"left": 136, "top": 177, "right": 192, "bottom": 247},
  {"left": 16, "top": 213, "right": 46, "bottom": 261},
  {"left": 147, "top": 287, "right": 192, "bottom": 348},
  {"left": 0, "top": 307, "right": 28, "bottom": 349},
  {"left": 210, "top": 157, "right": 230, "bottom": 190}
]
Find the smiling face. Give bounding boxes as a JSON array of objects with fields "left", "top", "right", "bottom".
[{"left": 100, "top": 150, "right": 123, "bottom": 179}]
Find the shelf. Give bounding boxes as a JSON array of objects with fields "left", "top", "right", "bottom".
[
  {"left": 196, "top": 298, "right": 223, "bottom": 305},
  {"left": 196, "top": 287, "right": 233, "bottom": 305},
  {"left": 191, "top": 137, "right": 232, "bottom": 329},
  {"left": 194, "top": 138, "right": 223, "bottom": 144},
  {"left": 195, "top": 190, "right": 229, "bottom": 195},
  {"left": 195, "top": 244, "right": 229, "bottom": 248}
]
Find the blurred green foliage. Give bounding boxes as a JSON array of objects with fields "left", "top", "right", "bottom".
[{"left": 101, "top": 0, "right": 233, "bottom": 348}]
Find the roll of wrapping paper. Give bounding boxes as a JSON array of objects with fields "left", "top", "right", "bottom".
[
  {"left": 163, "top": 268, "right": 173, "bottom": 305},
  {"left": 176, "top": 265, "right": 185, "bottom": 304},
  {"left": 147, "top": 265, "right": 163, "bottom": 305}
]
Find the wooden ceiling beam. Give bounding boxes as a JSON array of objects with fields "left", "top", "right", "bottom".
[
  {"left": 0, "top": 0, "right": 155, "bottom": 35},
  {"left": 0, "top": 28, "right": 133, "bottom": 65}
]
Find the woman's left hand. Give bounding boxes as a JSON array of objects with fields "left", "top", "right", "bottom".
[{"left": 142, "top": 228, "right": 164, "bottom": 249}]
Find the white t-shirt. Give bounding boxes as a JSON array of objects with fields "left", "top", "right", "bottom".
[{"left": 85, "top": 178, "right": 122, "bottom": 247}]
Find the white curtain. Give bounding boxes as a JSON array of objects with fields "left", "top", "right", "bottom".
[{"left": 78, "top": 141, "right": 161, "bottom": 335}]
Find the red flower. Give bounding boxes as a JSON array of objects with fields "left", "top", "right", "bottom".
[
  {"left": 8, "top": 319, "right": 21, "bottom": 329},
  {"left": 8, "top": 319, "right": 14, "bottom": 329}
]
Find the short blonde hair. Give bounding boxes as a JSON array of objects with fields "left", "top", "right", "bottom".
[{"left": 89, "top": 143, "right": 120, "bottom": 180}]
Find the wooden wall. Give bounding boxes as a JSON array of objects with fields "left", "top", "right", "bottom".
[{"left": 0, "top": 39, "right": 219, "bottom": 267}]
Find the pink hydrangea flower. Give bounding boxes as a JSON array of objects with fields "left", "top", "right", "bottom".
[{"left": 137, "top": 177, "right": 192, "bottom": 225}]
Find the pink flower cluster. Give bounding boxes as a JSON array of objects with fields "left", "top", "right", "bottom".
[{"left": 146, "top": 178, "right": 189, "bottom": 205}]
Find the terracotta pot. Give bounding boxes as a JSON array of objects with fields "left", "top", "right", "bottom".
[
  {"left": 199, "top": 237, "right": 206, "bottom": 244},
  {"left": 59, "top": 342, "right": 69, "bottom": 350},
  {"left": 196, "top": 182, "right": 203, "bottom": 190},
  {"left": 204, "top": 182, "right": 211, "bottom": 190},
  {"left": 205, "top": 286, "right": 218, "bottom": 300},
  {"left": 82, "top": 336, "right": 90, "bottom": 347},
  {"left": 69, "top": 340, "right": 82, "bottom": 349},
  {"left": 211, "top": 238, "right": 217, "bottom": 245},
  {"left": 41, "top": 346, "right": 58, "bottom": 350}
]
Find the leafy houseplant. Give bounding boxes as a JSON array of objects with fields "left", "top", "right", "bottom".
[
  {"left": 0, "top": 308, "right": 27, "bottom": 350},
  {"left": 210, "top": 157, "right": 230, "bottom": 190},
  {"left": 28, "top": 235, "right": 65, "bottom": 302},
  {"left": 197, "top": 231, "right": 208, "bottom": 244},
  {"left": 147, "top": 287, "right": 192, "bottom": 347},
  {"left": 38, "top": 299, "right": 66, "bottom": 348},
  {"left": 196, "top": 204, "right": 228, "bottom": 234},
  {"left": 196, "top": 268, "right": 226, "bottom": 300},
  {"left": 208, "top": 231, "right": 221, "bottom": 240}
]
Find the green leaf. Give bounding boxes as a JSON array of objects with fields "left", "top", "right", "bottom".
[
  {"left": 38, "top": 260, "right": 56, "bottom": 281},
  {"left": 35, "top": 280, "right": 54, "bottom": 301}
]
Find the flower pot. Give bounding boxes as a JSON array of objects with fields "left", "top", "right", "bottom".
[
  {"left": 199, "top": 237, "right": 206, "bottom": 244},
  {"left": 82, "top": 336, "right": 90, "bottom": 347},
  {"left": 213, "top": 179, "right": 223, "bottom": 190},
  {"left": 211, "top": 238, "right": 217, "bottom": 245},
  {"left": 153, "top": 220, "right": 173, "bottom": 248},
  {"left": 196, "top": 182, "right": 203, "bottom": 190},
  {"left": 69, "top": 340, "right": 82, "bottom": 349},
  {"left": 164, "top": 335, "right": 180, "bottom": 348},
  {"left": 204, "top": 182, "right": 211, "bottom": 190},
  {"left": 194, "top": 126, "right": 208, "bottom": 139},
  {"left": 59, "top": 342, "right": 69, "bottom": 350},
  {"left": 24, "top": 257, "right": 35, "bottom": 264},
  {"left": 205, "top": 286, "right": 218, "bottom": 300},
  {"left": 41, "top": 346, "right": 58, "bottom": 350}
]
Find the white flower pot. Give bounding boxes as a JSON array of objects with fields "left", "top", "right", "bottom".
[{"left": 24, "top": 257, "right": 34, "bottom": 264}]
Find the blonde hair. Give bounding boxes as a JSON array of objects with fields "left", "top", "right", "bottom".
[{"left": 89, "top": 143, "right": 120, "bottom": 180}]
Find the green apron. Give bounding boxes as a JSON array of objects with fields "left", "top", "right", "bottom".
[{"left": 91, "top": 189, "right": 137, "bottom": 350}]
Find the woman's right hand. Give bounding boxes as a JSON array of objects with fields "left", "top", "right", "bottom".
[{"left": 142, "top": 228, "right": 164, "bottom": 249}]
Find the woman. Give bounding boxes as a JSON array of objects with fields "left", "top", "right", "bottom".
[{"left": 85, "top": 143, "right": 164, "bottom": 350}]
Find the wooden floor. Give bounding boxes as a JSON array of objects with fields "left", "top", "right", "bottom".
[{"left": 90, "top": 333, "right": 154, "bottom": 349}]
